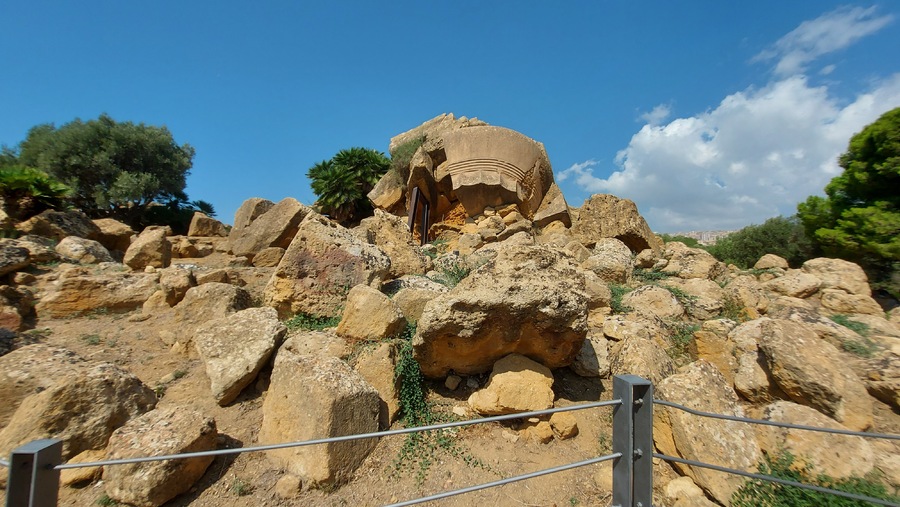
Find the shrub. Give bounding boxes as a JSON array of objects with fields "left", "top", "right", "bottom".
[
  {"left": 429, "top": 259, "right": 471, "bottom": 288},
  {"left": 392, "top": 324, "right": 489, "bottom": 483},
  {"left": 283, "top": 312, "right": 341, "bottom": 332},
  {"left": 732, "top": 449, "right": 898, "bottom": 506},
  {"left": 707, "top": 215, "right": 815, "bottom": 269},
  {"left": 0, "top": 165, "right": 71, "bottom": 220},
  {"left": 609, "top": 284, "right": 632, "bottom": 314}
]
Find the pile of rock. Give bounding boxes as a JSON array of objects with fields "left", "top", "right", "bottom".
[{"left": 0, "top": 116, "right": 897, "bottom": 506}]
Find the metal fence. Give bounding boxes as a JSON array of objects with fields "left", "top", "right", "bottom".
[{"left": 3, "top": 374, "right": 899, "bottom": 507}]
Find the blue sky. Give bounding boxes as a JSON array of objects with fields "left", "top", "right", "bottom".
[{"left": 3, "top": 2, "right": 899, "bottom": 232}]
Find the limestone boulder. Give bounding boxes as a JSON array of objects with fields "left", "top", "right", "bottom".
[
  {"left": 166, "top": 283, "right": 253, "bottom": 347},
  {"left": 756, "top": 401, "right": 873, "bottom": 479},
  {"left": 865, "top": 350, "right": 900, "bottom": 409},
  {"left": 104, "top": 407, "right": 217, "bottom": 507},
  {"left": 55, "top": 236, "right": 114, "bottom": 264},
  {"left": 36, "top": 268, "right": 159, "bottom": 318},
  {"left": 622, "top": 285, "right": 684, "bottom": 320},
  {"left": 654, "top": 360, "right": 761, "bottom": 505},
  {"left": 15, "top": 209, "right": 101, "bottom": 241},
  {"left": 381, "top": 275, "right": 449, "bottom": 295},
  {"left": 468, "top": 354, "right": 555, "bottom": 415},
  {"left": 0, "top": 285, "right": 34, "bottom": 332},
  {"left": 757, "top": 319, "right": 873, "bottom": 430},
  {"left": 722, "top": 274, "right": 770, "bottom": 314},
  {"left": 663, "top": 278, "right": 725, "bottom": 320},
  {"left": 763, "top": 270, "right": 821, "bottom": 298},
  {"left": 230, "top": 197, "right": 310, "bottom": 259},
  {"left": 570, "top": 194, "right": 661, "bottom": 253},
  {"left": 0, "top": 240, "right": 30, "bottom": 276},
  {"left": 259, "top": 349, "right": 380, "bottom": 487},
  {"left": 755, "top": 254, "right": 789, "bottom": 270},
  {"left": 0, "top": 345, "right": 84, "bottom": 427},
  {"left": 802, "top": 257, "right": 871, "bottom": 296},
  {"left": 391, "top": 287, "right": 445, "bottom": 324},
  {"left": 693, "top": 330, "right": 738, "bottom": 386},
  {"left": 356, "top": 209, "right": 427, "bottom": 277},
  {"left": 571, "top": 328, "right": 610, "bottom": 377},
  {"left": 124, "top": 228, "right": 172, "bottom": 270},
  {"left": 0, "top": 352, "right": 157, "bottom": 461},
  {"left": 251, "top": 246, "right": 285, "bottom": 267},
  {"left": 581, "top": 237, "right": 633, "bottom": 283},
  {"left": 263, "top": 213, "right": 391, "bottom": 318},
  {"left": 609, "top": 337, "right": 675, "bottom": 384},
  {"left": 728, "top": 319, "right": 783, "bottom": 403},
  {"left": 228, "top": 198, "right": 275, "bottom": 244},
  {"left": 194, "top": 307, "right": 287, "bottom": 405},
  {"left": 602, "top": 313, "right": 668, "bottom": 345},
  {"left": 820, "top": 288, "right": 883, "bottom": 315},
  {"left": 154, "top": 266, "right": 195, "bottom": 307},
  {"left": 187, "top": 212, "right": 227, "bottom": 237},
  {"left": 664, "top": 242, "right": 726, "bottom": 280},
  {"left": 533, "top": 182, "right": 572, "bottom": 228},
  {"left": 413, "top": 244, "right": 589, "bottom": 377},
  {"left": 353, "top": 342, "right": 400, "bottom": 429},
  {"left": 92, "top": 218, "right": 134, "bottom": 253},
  {"left": 336, "top": 285, "right": 406, "bottom": 342},
  {"left": 282, "top": 330, "right": 350, "bottom": 360},
  {"left": 11, "top": 235, "right": 59, "bottom": 264}
]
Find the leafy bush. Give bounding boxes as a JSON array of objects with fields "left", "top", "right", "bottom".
[
  {"left": 390, "top": 135, "right": 425, "bottom": 175},
  {"left": 609, "top": 284, "right": 633, "bottom": 314},
  {"left": 732, "top": 450, "right": 898, "bottom": 507},
  {"left": 283, "top": 312, "right": 341, "bottom": 332},
  {"left": 666, "top": 322, "right": 700, "bottom": 363},
  {"left": 633, "top": 267, "right": 676, "bottom": 283},
  {"left": 0, "top": 165, "right": 71, "bottom": 219},
  {"left": 829, "top": 314, "right": 870, "bottom": 336},
  {"left": 429, "top": 259, "right": 471, "bottom": 288},
  {"left": 392, "top": 324, "right": 489, "bottom": 483},
  {"left": 706, "top": 215, "right": 815, "bottom": 269}
]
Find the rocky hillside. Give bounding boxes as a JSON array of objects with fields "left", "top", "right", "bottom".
[{"left": 0, "top": 192, "right": 897, "bottom": 507}]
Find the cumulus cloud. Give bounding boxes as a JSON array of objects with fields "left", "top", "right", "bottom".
[
  {"left": 753, "top": 5, "right": 893, "bottom": 76},
  {"left": 564, "top": 73, "right": 900, "bottom": 232},
  {"left": 557, "top": 6, "right": 900, "bottom": 233},
  {"left": 639, "top": 104, "right": 672, "bottom": 125}
]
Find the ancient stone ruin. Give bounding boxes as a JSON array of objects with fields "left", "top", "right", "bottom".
[{"left": 369, "top": 114, "right": 572, "bottom": 243}]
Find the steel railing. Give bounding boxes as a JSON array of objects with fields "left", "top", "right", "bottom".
[{"left": 3, "top": 374, "right": 899, "bottom": 507}]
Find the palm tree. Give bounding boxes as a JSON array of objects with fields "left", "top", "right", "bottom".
[{"left": 307, "top": 147, "right": 390, "bottom": 224}]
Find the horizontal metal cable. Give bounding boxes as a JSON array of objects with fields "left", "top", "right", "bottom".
[
  {"left": 655, "top": 453, "right": 900, "bottom": 507},
  {"left": 55, "top": 399, "right": 621, "bottom": 470},
  {"left": 0, "top": 458, "right": 9, "bottom": 468},
  {"left": 654, "top": 399, "right": 900, "bottom": 441},
  {"left": 384, "top": 452, "right": 622, "bottom": 507}
]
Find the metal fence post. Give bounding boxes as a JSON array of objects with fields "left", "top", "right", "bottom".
[
  {"left": 6, "top": 439, "right": 62, "bottom": 507},
  {"left": 612, "top": 375, "right": 653, "bottom": 507}
]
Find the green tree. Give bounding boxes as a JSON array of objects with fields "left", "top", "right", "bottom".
[
  {"left": 798, "top": 107, "right": 900, "bottom": 297},
  {"left": 706, "top": 215, "right": 815, "bottom": 268},
  {"left": 16, "top": 113, "right": 195, "bottom": 225},
  {"left": 307, "top": 147, "right": 390, "bottom": 224}
]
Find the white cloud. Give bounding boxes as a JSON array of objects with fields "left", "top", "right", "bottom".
[
  {"left": 564, "top": 73, "right": 900, "bottom": 232},
  {"left": 753, "top": 6, "right": 893, "bottom": 76},
  {"left": 639, "top": 104, "right": 672, "bottom": 125}
]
